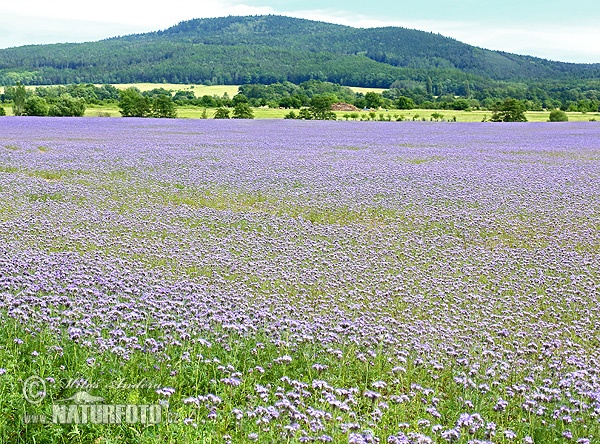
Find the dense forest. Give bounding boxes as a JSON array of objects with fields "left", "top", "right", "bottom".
[{"left": 0, "top": 15, "right": 599, "bottom": 110}]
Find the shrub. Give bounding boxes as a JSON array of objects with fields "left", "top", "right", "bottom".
[
  {"left": 0, "top": 106, "right": 5, "bottom": 116},
  {"left": 549, "top": 109, "right": 569, "bottom": 122},
  {"left": 24, "top": 96, "right": 49, "bottom": 116},
  {"left": 298, "top": 108, "right": 312, "bottom": 120},
  {"left": 213, "top": 108, "right": 231, "bottom": 119},
  {"left": 48, "top": 95, "right": 86, "bottom": 117},
  {"left": 452, "top": 99, "right": 471, "bottom": 111}
]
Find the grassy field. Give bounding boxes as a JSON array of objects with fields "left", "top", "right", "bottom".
[
  {"left": 181, "top": 107, "right": 599, "bottom": 122},
  {"left": 107, "top": 83, "right": 240, "bottom": 97},
  {"left": 1, "top": 83, "right": 241, "bottom": 97},
  {"left": 115, "top": 84, "right": 385, "bottom": 95},
  {"left": 2, "top": 102, "right": 598, "bottom": 122},
  {"left": 153, "top": 106, "right": 600, "bottom": 122},
  {"left": 0, "top": 84, "right": 410, "bottom": 97},
  {"left": 348, "top": 86, "right": 388, "bottom": 94}
]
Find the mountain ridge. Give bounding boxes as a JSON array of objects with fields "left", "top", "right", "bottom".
[{"left": 0, "top": 15, "right": 599, "bottom": 95}]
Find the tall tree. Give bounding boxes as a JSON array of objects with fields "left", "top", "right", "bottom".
[
  {"left": 232, "top": 102, "right": 254, "bottom": 119},
  {"left": 12, "top": 82, "right": 27, "bottom": 117},
  {"left": 118, "top": 88, "right": 151, "bottom": 117},
  {"left": 364, "top": 92, "right": 383, "bottom": 109},
  {"left": 152, "top": 95, "right": 177, "bottom": 118},
  {"left": 490, "top": 98, "right": 528, "bottom": 122},
  {"left": 309, "top": 94, "right": 337, "bottom": 120}
]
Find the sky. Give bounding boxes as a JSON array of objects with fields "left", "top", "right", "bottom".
[{"left": 1, "top": 1, "right": 599, "bottom": 63}]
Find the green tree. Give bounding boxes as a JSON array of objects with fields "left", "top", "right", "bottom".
[
  {"left": 97, "top": 84, "right": 120, "bottom": 101},
  {"left": 364, "top": 91, "right": 383, "bottom": 109},
  {"left": 143, "top": 88, "right": 173, "bottom": 98},
  {"left": 221, "top": 92, "right": 232, "bottom": 107},
  {"left": 118, "top": 88, "right": 151, "bottom": 117},
  {"left": 0, "top": 106, "right": 5, "bottom": 116},
  {"left": 151, "top": 95, "right": 177, "bottom": 118},
  {"left": 12, "top": 82, "right": 27, "bottom": 116},
  {"left": 173, "top": 90, "right": 196, "bottom": 103},
  {"left": 198, "top": 95, "right": 220, "bottom": 108},
  {"left": 452, "top": 99, "right": 470, "bottom": 110},
  {"left": 279, "top": 96, "right": 303, "bottom": 109},
  {"left": 309, "top": 94, "right": 336, "bottom": 120},
  {"left": 24, "top": 96, "right": 49, "bottom": 116},
  {"left": 490, "top": 98, "right": 527, "bottom": 122},
  {"left": 232, "top": 102, "right": 254, "bottom": 119},
  {"left": 48, "top": 95, "right": 86, "bottom": 117},
  {"left": 548, "top": 109, "right": 569, "bottom": 122},
  {"left": 232, "top": 93, "right": 249, "bottom": 106},
  {"left": 395, "top": 96, "right": 415, "bottom": 110},
  {"left": 213, "top": 108, "right": 231, "bottom": 119},
  {"left": 354, "top": 96, "right": 367, "bottom": 109}
]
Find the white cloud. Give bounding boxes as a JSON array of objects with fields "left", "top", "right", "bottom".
[
  {"left": 0, "top": 1, "right": 275, "bottom": 28},
  {"left": 415, "top": 21, "right": 600, "bottom": 63},
  {"left": 0, "top": 1, "right": 276, "bottom": 48}
]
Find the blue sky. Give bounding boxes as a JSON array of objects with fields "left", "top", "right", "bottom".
[{"left": 1, "top": 1, "right": 599, "bottom": 63}]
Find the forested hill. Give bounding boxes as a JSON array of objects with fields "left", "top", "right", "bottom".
[{"left": 1, "top": 15, "right": 599, "bottom": 91}]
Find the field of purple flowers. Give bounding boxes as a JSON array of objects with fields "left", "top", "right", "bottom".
[{"left": 1, "top": 117, "right": 599, "bottom": 443}]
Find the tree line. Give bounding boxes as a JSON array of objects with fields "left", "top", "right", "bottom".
[
  {"left": 1, "top": 80, "right": 598, "bottom": 121},
  {"left": 2, "top": 82, "right": 87, "bottom": 116}
]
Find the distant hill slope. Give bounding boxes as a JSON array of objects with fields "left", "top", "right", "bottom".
[{"left": 1, "top": 15, "right": 599, "bottom": 90}]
